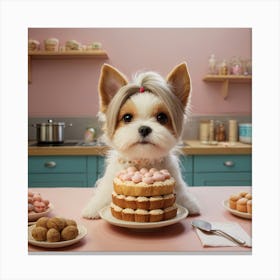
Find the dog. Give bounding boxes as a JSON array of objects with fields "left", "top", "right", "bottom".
[{"left": 82, "top": 62, "right": 200, "bottom": 219}]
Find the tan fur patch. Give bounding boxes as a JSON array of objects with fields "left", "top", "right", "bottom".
[
  {"left": 116, "top": 99, "right": 137, "bottom": 129},
  {"left": 152, "top": 103, "right": 175, "bottom": 135}
]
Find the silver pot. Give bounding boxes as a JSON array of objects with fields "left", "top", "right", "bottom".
[{"left": 33, "top": 119, "right": 71, "bottom": 144}]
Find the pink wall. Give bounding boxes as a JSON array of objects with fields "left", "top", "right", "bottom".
[{"left": 28, "top": 28, "right": 251, "bottom": 117}]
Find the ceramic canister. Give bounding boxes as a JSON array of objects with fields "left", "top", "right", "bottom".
[
  {"left": 229, "top": 120, "right": 238, "bottom": 142},
  {"left": 238, "top": 123, "right": 252, "bottom": 143}
]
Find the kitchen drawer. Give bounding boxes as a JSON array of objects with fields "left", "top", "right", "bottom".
[
  {"left": 194, "top": 155, "right": 251, "bottom": 173},
  {"left": 29, "top": 156, "right": 87, "bottom": 173},
  {"left": 193, "top": 172, "right": 252, "bottom": 186},
  {"left": 28, "top": 173, "right": 87, "bottom": 187}
]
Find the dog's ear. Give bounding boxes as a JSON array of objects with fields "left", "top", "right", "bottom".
[
  {"left": 166, "top": 62, "right": 191, "bottom": 107},
  {"left": 98, "top": 64, "right": 128, "bottom": 112}
]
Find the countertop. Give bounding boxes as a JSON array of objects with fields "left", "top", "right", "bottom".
[
  {"left": 28, "top": 140, "right": 252, "bottom": 156},
  {"left": 28, "top": 186, "right": 252, "bottom": 253}
]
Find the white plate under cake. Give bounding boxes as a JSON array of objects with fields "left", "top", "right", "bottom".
[{"left": 99, "top": 204, "right": 188, "bottom": 229}]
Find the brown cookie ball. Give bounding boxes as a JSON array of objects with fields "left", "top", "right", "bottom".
[
  {"left": 31, "top": 226, "right": 47, "bottom": 241},
  {"left": 36, "top": 217, "right": 49, "bottom": 229},
  {"left": 46, "top": 228, "right": 61, "bottom": 242},
  {"left": 61, "top": 225, "right": 78, "bottom": 241},
  {"left": 66, "top": 219, "right": 77, "bottom": 227},
  {"left": 47, "top": 217, "right": 66, "bottom": 231}
]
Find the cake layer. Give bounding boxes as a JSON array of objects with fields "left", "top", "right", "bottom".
[
  {"left": 113, "top": 177, "right": 175, "bottom": 196},
  {"left": 110, "top": 203, "right": 177, "bottom": 223},
  {"left": 112, "top": 192, "right": 176, "bottom": 210}
]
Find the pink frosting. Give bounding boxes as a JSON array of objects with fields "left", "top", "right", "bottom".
[{"left": 116, "top": 167, "right": 171, "bottom": 184}]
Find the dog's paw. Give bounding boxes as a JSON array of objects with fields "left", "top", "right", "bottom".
[{"left": 82, "top": 205, "right": 101, "bottom": 219}]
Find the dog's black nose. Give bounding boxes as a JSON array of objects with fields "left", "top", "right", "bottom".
[{"left": 138, "top": 126, "right": 152, "bottom": 137}]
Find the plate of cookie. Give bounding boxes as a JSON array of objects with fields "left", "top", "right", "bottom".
[
  {"left": 99, "top": 204, "right": 189, "bottom": 229},
  {"left": 28, "top": 191, "right": 53, "bottom": 222},
  {"left": 28, "top": 217, "right": 87, "bottom": 248},
  {"left": 28, "top": 203, "right": 54, "bottom": 222},
  {"left": 223, "top": 191, "right": 252, "bottom": 219}
]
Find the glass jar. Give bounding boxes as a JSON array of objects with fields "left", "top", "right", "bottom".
[
  {"left": 215, "top": 121, "right": 226, "bottom": 142},
  {"left": 84, "top": 127, "right": 95, "bottom": 143},
  {"left": 230, "top": 56, "right": 242, "bottom": 75},
  {"left": 218, "top": 59, "right": 228, "bottom": 75},
  {"left": 208, "top": 54, "right": 217, "bottom": 74}
]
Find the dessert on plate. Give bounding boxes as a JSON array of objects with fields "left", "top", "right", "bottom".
[
  {"left": 110, "top": 167, "right": 178, "bottom": 222},
  {"left": 228, "top": 191, "right": 252, "bottom": 214}
]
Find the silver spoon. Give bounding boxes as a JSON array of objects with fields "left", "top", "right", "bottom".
[{"left": 191, "top": 219, "right": 246, "bottom": 246}]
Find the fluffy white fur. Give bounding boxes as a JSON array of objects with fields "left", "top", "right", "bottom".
[{"left": 82, "top": 63, "right": 200, "bottom": 219}]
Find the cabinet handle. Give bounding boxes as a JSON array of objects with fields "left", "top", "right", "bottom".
[
  {"left": 223, "top": 161, "right": 235, "bottom": 167},
  {"left": 45, "top": 161, "right": 56, "bottom": 168}
]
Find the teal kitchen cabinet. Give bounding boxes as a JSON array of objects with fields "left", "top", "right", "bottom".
[
  {"left": 193, "top": 155, "right": 252, "bottom": 186},
  {"left": 29, "top": 154, "right": 252, "bottom": 187},
  {"left": 28, "top": 156, "right": 87, "bottom": 187},
  {"left": 179, "top": 156, "right": 193, "bottom": 186},
  {"left": 29, "top": 156, "right": 105, "bottom": 187}
]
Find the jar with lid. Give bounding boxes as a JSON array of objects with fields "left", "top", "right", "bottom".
[
  {"left": 208, "top": 54, "right": 217, "bottom": 74},
  {"left": 230, "top": 56, "right": 242, "bottom": 75},
  {"left": 209, "top": 120, "right": 215, "bottom": 142},
  {"left": 215, "top": 121, "right": 226, "bottom": 142},
  {"left": 218, "top": 59, "right": 228, "bottom": 75},
  {"left": 84, "top": 127, "right": 95, "bottom": 143}
]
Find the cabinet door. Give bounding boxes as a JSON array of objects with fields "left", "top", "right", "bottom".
[
  {"left": 193, "top": 172, "right": 252, "bottom": 186},
  {"left": 28, "top": 156, "right": 87, "bottom": 187},
  {"left": 194, "top": 155, "right": 251, "bottom": 172},
  {"left": 29, "top": 156, "right": 86, "bottom": 173}
]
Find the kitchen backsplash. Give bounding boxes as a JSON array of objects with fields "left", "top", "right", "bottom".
[{"left": 28, "top": 115, "right": 252, "bottom": 142}]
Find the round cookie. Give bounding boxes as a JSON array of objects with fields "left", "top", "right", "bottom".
[
  {"left": 36, "top": 217, "right": 49, "bottom": 229},
  {"left": 47, "top": 228, "right": 60, "bottom": 242},
  {"left": 236, "top": 198, "right": 248, "bottom": 212},
  {"left": 32, "top": 226, "right": 47, "bottom": 241},
  {"left": 61, "top": 225, "right": 78, "bottom": 241},
  {"left": 229, "top": 194, "right": 241, "bottom": 210},
  {"left": 47, "top": 217, "right": 66, "bottom": 231}
]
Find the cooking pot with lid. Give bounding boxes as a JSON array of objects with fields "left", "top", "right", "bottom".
[{"left": 33, "top": 119, "right": 72, "bottom": 144}]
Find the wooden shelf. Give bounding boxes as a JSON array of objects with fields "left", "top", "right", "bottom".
[
  {"left": 203, "top": 75, "right": 252, "bottom": 99},
  {"left": 28, "top": 50, "right": 108, "bottom": 83}
]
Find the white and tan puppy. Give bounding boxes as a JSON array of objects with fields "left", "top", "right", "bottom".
[{"left": 82, "top": 62, "right": 200, "bottom": 219}]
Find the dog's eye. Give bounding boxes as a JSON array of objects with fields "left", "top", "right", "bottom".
[
  {"left": 122, "top": 113, "right": 133, "bottom": 123},
  {"left": 156, "top": 112, "right": 168, "bottom": 125}
]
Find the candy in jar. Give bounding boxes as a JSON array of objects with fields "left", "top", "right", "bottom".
[{"left": 215, "top": 122, "right": 226, "bottom": 142}]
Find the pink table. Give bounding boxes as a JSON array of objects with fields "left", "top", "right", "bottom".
[{"left": 28, "top": 186, "right": 252, "bottom": 253}]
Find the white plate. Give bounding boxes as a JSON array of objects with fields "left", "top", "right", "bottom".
[
  {"left": 99, "top": 205, "right": 189, "bottom": 229},
  {"left": 28, "top": 203, "right": 54, "bottom": 222},
  {"left": 28, "top": 224, "right": 87, "bottom": 248},
  {"left": 223, "top": 200, "right": 252, "bottom": 219}
]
